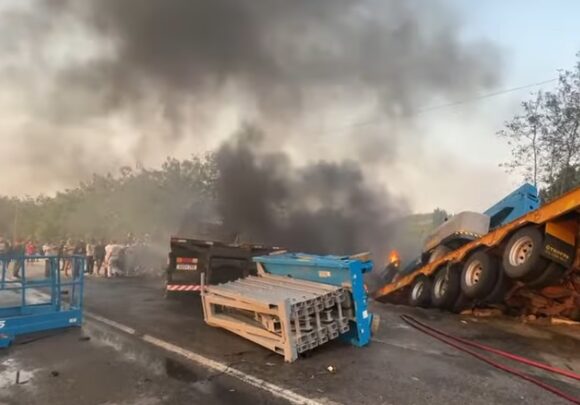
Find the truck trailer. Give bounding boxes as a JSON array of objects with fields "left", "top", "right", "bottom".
[
  {"left": 374, "top": 186, "right": 580, "bottom": 320},
  {"left": 165, "top": 237, "right": 282, "bottom": 294}
]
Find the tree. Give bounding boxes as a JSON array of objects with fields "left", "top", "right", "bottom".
[
  {"left": 542, "top": 65, "right": 580, "bottom": 196},
  {"left": 498, "top": 92, "right": 544, "bottom": 187},
  {"left": 432, "top": 208, "right": 449, "bottom": 227},
  {"left": 0, "top": 153, "right": 219, "bottom": 242},
  {"left": 499, "top": 52, "right": 580, "bottom": 200}
]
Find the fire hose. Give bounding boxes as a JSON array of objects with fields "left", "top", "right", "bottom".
[{"left": 400, "top": 314, "right": 580, "bottom": 404}]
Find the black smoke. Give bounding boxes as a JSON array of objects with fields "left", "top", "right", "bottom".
[
  {"left": 0, "top": 1, "right": 502, "bottom": 256},
  {"left": 215, "top": 125, "right": 406, "bottom": 255}
]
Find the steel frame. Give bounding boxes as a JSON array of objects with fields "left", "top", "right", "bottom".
[{"left": 0, "top": 255, "right": 84, "bottom": 348}]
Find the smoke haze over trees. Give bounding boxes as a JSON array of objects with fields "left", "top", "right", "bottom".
[{"left": 0, "top": 1, "right": 502, "bottom": 257}]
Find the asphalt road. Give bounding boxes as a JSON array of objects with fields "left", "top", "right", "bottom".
[{"left": 77, "top": 276, "right": 580, "bottom": 405}]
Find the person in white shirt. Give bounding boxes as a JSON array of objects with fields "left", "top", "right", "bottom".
[
  {"left": 43, "top": 241, "right": 59, "bottom": 278},
  {"left": 105, "top": 241, "right": 124, "bottom": 277}
]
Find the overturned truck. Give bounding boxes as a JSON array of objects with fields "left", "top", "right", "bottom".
[{"left": 375, "top": 185, "right": 580, "bottom": 320}]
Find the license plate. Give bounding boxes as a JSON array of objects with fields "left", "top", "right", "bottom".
[{"left": 176, "top": 264, "right": 197, "bottom": 271}]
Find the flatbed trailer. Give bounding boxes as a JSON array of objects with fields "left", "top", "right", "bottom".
[{"left": 374, "top": 187, "right": 580, "bottom": 319}]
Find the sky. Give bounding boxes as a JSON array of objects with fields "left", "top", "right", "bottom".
[
  {"left": 395, "top": 0, "right": 580, "bottom": 212},
  {"left": 0, "top": 0, "right": 579, "bottom": 214}
]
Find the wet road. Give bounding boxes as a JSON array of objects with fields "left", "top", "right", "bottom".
[{"left": 80, "top": 276, "right": 580, "bottom": 404}]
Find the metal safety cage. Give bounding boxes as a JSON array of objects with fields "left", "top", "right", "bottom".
[
  {"left": 253, "top": 252, "right": 374, "bottom": 347},
  {"left": 0, "top": 255, "right": 85, "bottom": 348}
]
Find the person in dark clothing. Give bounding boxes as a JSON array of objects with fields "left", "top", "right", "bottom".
[
  {"left": 12, "top": 240, "right": 25, "bottom": 278},
  {"left": 94, "top": 241, "right": 106, "bottom": 276},
  {"left": 85, "top": 239, "right": 95, "bottom": 275},
  {"left": 73, "top": 240, "right": 85, "bottom": 278}
]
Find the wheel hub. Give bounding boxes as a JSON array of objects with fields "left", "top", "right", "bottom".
[
  {"left": 412, "top": 282, "right": 423, "bottom": 300},
  {"left": 466, "top": 260, "right": 483, "bottom": 287},
  {"left": 509, "top": 236, "right": 534, "bottom": 266},
  {"left": 434, "top": 277, "right": 447, "bottom": 298}
]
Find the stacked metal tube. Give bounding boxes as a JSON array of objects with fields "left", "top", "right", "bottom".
[{"left": 201, "top": 274, "right": 350, "bottom": 362}]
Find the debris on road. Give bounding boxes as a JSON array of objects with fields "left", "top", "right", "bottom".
[
  {"left": 201, "top": 252, "right": 374, "bottom": 362},
  {"left": 551, "top": 317, "right": 580, "bottom": 326},
  {"left": 460, "top": 308, "right": 504, "bottom": 318}
]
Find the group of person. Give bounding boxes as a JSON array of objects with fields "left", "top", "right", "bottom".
[
  {"left": 48, "top": 239, "right": 127, "bottom": 278},
  {"left": 0, "top": 236, "right": 127, "bottom": 279}
]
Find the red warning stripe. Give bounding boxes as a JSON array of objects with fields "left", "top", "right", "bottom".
[{"left": 166, "top": 284, "right": 205, "bottom": 292}]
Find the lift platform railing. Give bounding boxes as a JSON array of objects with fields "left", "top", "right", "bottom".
[{"left": 0, "top": 255, "right": 85, "bottom": 348}]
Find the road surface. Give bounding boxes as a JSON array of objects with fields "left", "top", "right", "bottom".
[
  {"left": 2, "top": 266, "right": 579, "bottom": 404},
  {"left": 82, "top": 276, "right": 580, "bottom": 404}
]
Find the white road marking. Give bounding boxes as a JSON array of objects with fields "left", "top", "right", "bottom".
[
  {"left": 85, "top": 311, "right": 329, "bottom": 405},
  {"left": 85, "top": 312, "right": 136, "bottom": 335}
]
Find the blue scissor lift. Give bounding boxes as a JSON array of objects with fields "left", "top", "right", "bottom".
[{"left": 0, "top": 255, "right": 84, "bottom": 348}]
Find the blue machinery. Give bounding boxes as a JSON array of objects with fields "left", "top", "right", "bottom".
[
  {"left": 484, "top": 183, "right": 540, "bottom": 229},
  {"left": 0, "top": 255, "right": 84, "bottom": 348},
  {"left": 254, "top": 253, "right": 373, "bottom": 347}
]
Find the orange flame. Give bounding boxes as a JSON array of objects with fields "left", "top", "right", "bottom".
[{"left": 387, "top": 249, "right": 400, "bottom": 266}]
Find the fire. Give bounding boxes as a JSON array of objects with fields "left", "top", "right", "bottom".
[{"left": 387, "top": 250, "right": 401, "bottom": 266}]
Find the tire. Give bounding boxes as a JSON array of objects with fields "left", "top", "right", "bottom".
[
  {"left": 481, "top": 267, "right": 509, "bottom": 304},
  {"left": 450, "top": 293, "right": 471, "bottom": 314},
  {"left": 431, "top": 265, "right": 461, "bottom": 310},
  {"left": 461, "top": 251, "right": 499, "bottom": 299},
  {"left": 527, "top": 262, "right": 565, "bottom": 289},
  {"left": 502, "top": 227, "right": 547, "bottom": 281},
  {"left": 429, "top": 246, "right": 451, "bottom": 264},
  {"left": 408, "top": 275, "right": 432, "bottom": 307}
]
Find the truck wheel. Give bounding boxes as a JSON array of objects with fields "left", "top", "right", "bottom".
[
  {"left": 527, "top": 262, "right": 565, "bottom": 289},
  {"left": 408, "top": 275, "right": 432, "bottom": 307},
  {"left": 450, "top": 293, "right": 471, "bottom": 314},
  {"left": 461, "top": 251, "right": 499, "bottom": 299},
  {"left": 431, "top": 265, "right": 461, "bottom": 310},
  {"left": 480, "top": 267, "right": 508, "bottom": 304},
  {"left": 502, "top": 227, "right": 547, "bottom": 281}
]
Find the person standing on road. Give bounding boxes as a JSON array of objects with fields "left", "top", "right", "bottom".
[
  {"left": 58, "top": 240, "right": 65, "bottom": 271},
  {"left": 86, "top": 239, "right": 95, "bottom": 275},
  {"left": 73, "top": 239, "right": 85, "bottom": 278},
  {"left": 43, "top": 241, "right": 59, "bottom": 278},
  {"left": 94, "top": 240, "right": 106, "bottom": 276},
  {"left": 62, "top": 239, "right": 75, "bottom": 278},
  {"left": 12, "top": 240, "right": 25, "bottom": 278},
  {"left": 25, "top": 240, "right": 35, "bottom": 262},
  {"left": 0, "top": 236, "right": 9, "bottom": 268},
  {"left": 105, "top": 240, "right": 124, "bottom": 277}
]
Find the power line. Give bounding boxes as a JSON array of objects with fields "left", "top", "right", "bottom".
[
  {"left": 411, "top": 77, "right": 558, "bottom": 115},
  {"left": 319, "top": 77, "right": 559, "bottom": 135}
]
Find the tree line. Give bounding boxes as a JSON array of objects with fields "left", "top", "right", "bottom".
[
  {"left": 498, "top": 52, "right": 580, "bottom": 201},
  {"left": 0, "top": 155, "right": 218, "bottom": 242}
]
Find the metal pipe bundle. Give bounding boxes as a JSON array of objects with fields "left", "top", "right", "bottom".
[{"left": 201, "top": 273, "right": 349, "bottom": 362}]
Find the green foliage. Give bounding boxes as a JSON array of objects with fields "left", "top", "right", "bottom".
[
  {"left": 0, "top": 154, "right": 218, "bottom": 242},
  {"left": 499, "top": 52, "right": 580, "bottom": 200}
]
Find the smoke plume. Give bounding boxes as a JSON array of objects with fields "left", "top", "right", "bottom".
[
  {"left": 0, "top": 1, "right": 503, "bottom": 255},
  {"left": 214, "top": 125, "right": 407, "bottom": 254}
]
